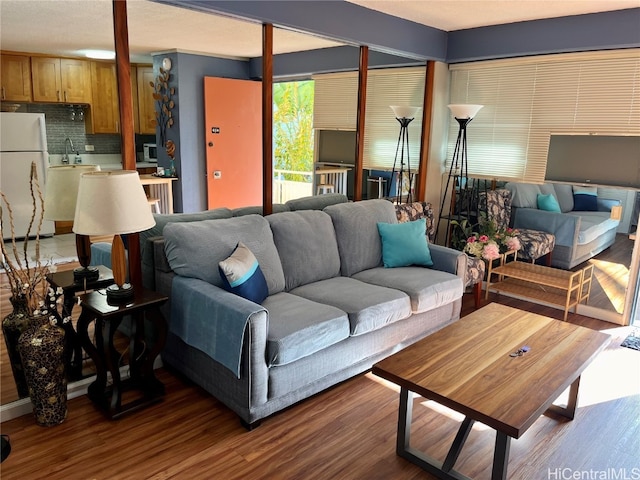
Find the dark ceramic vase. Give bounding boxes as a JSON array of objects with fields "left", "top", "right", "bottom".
[
  {"left": 18, "top": 321, "right": 68, "bottom": 426},
  {"left": 2, "top": 296, "right": 33, "bottom": 398}
]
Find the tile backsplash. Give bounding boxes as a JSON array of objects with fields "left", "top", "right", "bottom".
[{"left": 22, "top": 104, "right": 153, "bottom": 156}]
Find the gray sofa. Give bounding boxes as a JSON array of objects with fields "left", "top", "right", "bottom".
[
  {"left": 151, "top": 199, "right": 466, "bottom": 428},
  {"left": 505, "top": 182, "right": 621, "bottom": 269}
]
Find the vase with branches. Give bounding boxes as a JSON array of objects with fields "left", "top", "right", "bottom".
[{"left": 1, "top": 163, "right": 68, "bottom": 424}]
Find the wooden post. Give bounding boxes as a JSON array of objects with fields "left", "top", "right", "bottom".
[
  {"left": 354, "top": 46, "right": 368, "bottom": 202},
  {"left": 416, "top": 61, "right": 435, "bottom": 202},
  {"left": 262, "top": 24, "right": 273, "bottom": 216}
]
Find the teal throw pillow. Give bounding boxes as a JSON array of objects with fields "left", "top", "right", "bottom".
[
  {"left": 218, "top": 242, "right": 269, "bottom": 304},
  {"left": 377, "top": 219, "right": 433, "bottom": 268},
  {"left": 537, "top": 193, "right": 561, "bottom": 213}
]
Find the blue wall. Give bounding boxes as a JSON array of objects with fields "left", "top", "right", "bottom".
[{"left": 157, "top": 52, "right": 252, "bottom": 212}]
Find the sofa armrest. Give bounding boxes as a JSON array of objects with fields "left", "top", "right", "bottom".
[
  {"left": 597, "top": 198, "right": 622, "bottom": 212},
  {"left": 511, "top": 207, "right": 580, "bottom": 247},
  {"left": 171, "top": 276, "right": 269, "bottom": 404},
  {"left": 429, "top": 243, "right": 467, "bottom": 281}
]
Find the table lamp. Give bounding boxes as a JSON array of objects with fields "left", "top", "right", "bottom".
[
  {"left": 73, "top": 171, "right": 155, "bottom": 302},
  {"left": 44, "top": 164, "right": 101, "bottom": 282}
]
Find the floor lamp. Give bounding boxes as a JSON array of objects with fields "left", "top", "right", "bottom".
[
  {"left": 436, "top": 104, "right": 483, "bottom": 246},
  {"left": 43, "top": 164, "right": 101, "bottom": 282},
  {"left": 73, "top": 171, "right": 155, "bottom": 303},
  {"left": 389, "top": 106, "right": 421, "bottom": 204}
]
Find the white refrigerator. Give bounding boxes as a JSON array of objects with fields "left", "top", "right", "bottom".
[{"left": 0, "top": 112, "right": 54, "bottom": 240}]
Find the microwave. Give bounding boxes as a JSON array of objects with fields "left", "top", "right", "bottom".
[{"left": 143, "top": 143, "right": 158, "bottom": 163}]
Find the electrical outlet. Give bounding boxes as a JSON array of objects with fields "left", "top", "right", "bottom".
[{"left": 84, "top": 145, "right": 95, "bottom": 152}]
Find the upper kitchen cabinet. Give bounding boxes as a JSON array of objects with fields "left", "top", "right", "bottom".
[
  {"left": 1, "top": 54, "right": 32, "bottom": 102},
  {"left": 90, "top": 61, "right": 120, "bottom": 133},
  {"left": 31, "top": 57, "right": 91, "bottom": 104},
  {"left": 136, "top": 66, "right": 156, "bottom": 135}
]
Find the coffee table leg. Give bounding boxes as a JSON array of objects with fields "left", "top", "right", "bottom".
[
  {"left": 397, "top": 387, "right": 412, "bottom": 455},
  {"left": 547, "top": 376, "right": 581, "bottom": 419},
  {"left": 492, "top": 431, "right": 511, "bottom": 480}
]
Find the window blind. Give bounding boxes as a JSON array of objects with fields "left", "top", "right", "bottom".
[
  {"left": 313, "top": 67, "right": 426, "bottom": 170},
  {"left": 448, "top": 49, "right": 640, "bottom": 183}
]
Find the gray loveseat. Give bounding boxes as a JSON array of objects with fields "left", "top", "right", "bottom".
[
  {"left": 506, "top": 182, "right": 621, "bottom": 269},
  {"left": 152, "top": 199, "right": 466, "bottom": 428}
]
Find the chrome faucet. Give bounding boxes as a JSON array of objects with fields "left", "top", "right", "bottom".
[{"left": 63, "top": 137, "right": 76, "bottom": 164}]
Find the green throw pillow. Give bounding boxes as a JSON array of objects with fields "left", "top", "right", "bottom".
[
  {"left": 377, "top": 219, "right": 433, "bottom": 268},
  {"left": 537, "top": 193, "right": 561, "bottom": 213}
]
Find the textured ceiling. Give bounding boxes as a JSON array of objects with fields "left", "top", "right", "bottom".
[
  {"left": 347, "top": 0, "right": 640, "bottom": 31},
  {"left": 1, "top": 0, "right": 638, "bottom": 62}
]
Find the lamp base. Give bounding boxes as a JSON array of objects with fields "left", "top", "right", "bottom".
[
  {"left": 106, "top": 283, "right": 134, "bottom": 303},
  {"left": 73, "top": 266, "right": 100, "bottom": 283}
]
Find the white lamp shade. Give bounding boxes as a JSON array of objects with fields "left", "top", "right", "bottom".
[
  {"left": 43, "top": 165, "right": 101, "bottom": 221},
  {"left": 390, "top": 105, "right": 421, "bottom": 119},
  {"left": 448, "top": 104, "right": 483, "bottom": 120},
  {"left": 73, "top": 171, "right": 156, "bottom": 236}
]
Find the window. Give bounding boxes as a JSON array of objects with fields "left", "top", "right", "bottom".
[
  {"left": 448, "top": 49, "right": 640, "bottom": 183},
  {"left": 313, "top": 66, "right": 426, "bottom": 170}
]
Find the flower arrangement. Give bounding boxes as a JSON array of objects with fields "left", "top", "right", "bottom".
[
  {"left": 451, "top": 218, "right": 521, "bottom": 260},
  {"left": 0, "top": 162, "right": 51, "bottom": 316}
]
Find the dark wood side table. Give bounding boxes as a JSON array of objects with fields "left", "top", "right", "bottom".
[
  {"left": 46, "top": 266, "right": 115, "bottom": 379},
  {"left": 76, "top": 287, "right": 168, "bottom": 419}
]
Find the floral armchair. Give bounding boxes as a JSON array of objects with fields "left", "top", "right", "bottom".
[{"left": 480, "top": 189, "right": 555, "bottom": 264}]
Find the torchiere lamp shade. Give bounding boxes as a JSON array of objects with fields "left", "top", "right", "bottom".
[
  {"left": 390, "top": 105, "right": 421, "bottom": 120},
  {"left": 73, "top": 171, "right": 156, "bottom": 301},
  {"left": 447, "top": 104, "right": 483, "bottom": 120}
]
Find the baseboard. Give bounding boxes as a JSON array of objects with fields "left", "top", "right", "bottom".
[{"left": 1, "top": 358, "right": 163, "bottom": 423}]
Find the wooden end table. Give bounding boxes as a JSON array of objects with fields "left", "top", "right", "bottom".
[
  {"left": 372, "top": 303, "right": 610, "bottom": 480},
  {"left": 77, "top": 287, "right": 168, "bottom": 419},
  {"left": 46, "top": 266, "right": 115, "bottom": 379}
]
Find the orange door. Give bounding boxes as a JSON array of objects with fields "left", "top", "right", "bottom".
[{"left": 204, "top": 77, "right": 262, "bottom": 209}]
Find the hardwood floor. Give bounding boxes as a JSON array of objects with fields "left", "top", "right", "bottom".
[{"left": 1, "top": 291, "right": 638, "bottom": 480}]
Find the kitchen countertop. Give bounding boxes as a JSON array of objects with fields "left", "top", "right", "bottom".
[{"left": 48, "top": 154, "right": 159, "bottom": 171}]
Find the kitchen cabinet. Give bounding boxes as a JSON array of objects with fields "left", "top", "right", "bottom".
[
  {"left": 136, "top": 66, "right": 156, "bottom": 134},
  {"left": 31, "top": 57, "right": 91, "bottom": 104},
  {"left": 90, "top": 61, "right": 120, "bottom": 133},
  {"left": 1, "top": 54, "right": 32, "bottom": 102}
]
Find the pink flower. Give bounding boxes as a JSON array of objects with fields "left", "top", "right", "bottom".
[
  {"left": 505, "top": 236, "right": 521, "bottom": 251},
  {"left": 479, "top": 235, "right": 490, "bottom": 243},
  {"left": 467, "top": 236, "right": 477, "bottom": 243},
  {"left": 482, "top": 243, "right": 500, "bottom": 260}
]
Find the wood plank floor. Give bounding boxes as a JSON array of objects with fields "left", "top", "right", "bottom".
[{"left": 1, "top": 291, "right": 638, "bottom": 480}]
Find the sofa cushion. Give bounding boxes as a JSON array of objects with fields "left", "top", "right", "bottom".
[
  {"left": 377, "top": 219, "right": 433, "bottom": 268},
  {"left": 285, "top": 193, "right": 348, "bottom": 211},
  {"left": 551, "top": 183, "right": 574, "bottom": 213},
  {"left": 575, "top": 212, "right": 618, "bottom": 245},
  {"left": 232, "top": 204, "right": 289, "bottom": 217},
  {"left": 324, "top": 199, "right": 398, "bottom": 277},
  {"left": 573, "top": 185, "right": 598, "bottom": 211},
  {"left": 267, "top": 210, "right": 341, "bottom": 291},
  {"left": 164, "top": 214, "right": 286, "bottom": 295},
  {"left": 263, "top": 292, "right": 350, "bottom": 366},
  {"left": 537, "top": 193, "right": 561, "bottom": 212},
  {"left": 290, "top": 276, "right": 412, "bottom": 336},
  {"left": 140, "top": 207, "right": 233, "bottom": 288},
  {"left": 506, "top": 182, "right": 541, "bottom": 209},
  {"left": 218, "top": 242, "right": 269, "bottom": 304},
  {"left": 352, "top": 266, "right": 463, "bottom": 314}
]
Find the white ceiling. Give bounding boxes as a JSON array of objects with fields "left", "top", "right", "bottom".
[
  {"left": 1, "top": 0, "right": 638, "bottom": 62},
  {"left": 348, "top": 0, "right": 640, "bottom": 32}
]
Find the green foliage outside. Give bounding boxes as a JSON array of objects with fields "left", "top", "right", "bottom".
[{"left": 273, "top": 81, "right": 314, "bottom": 182}]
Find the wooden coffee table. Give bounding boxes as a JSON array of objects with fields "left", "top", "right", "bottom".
[{"left": 372, "top": 303, "right": 610, "bottom": 480}]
